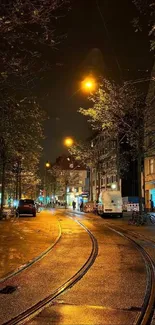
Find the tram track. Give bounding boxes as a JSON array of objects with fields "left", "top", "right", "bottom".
[
  {"left": 70, "top": 211, "right": 155, "bottom": 324},
  {"left": 69, "top": 211, "right": 155, "bottom": 324},
  {"left": 106, "top": 225, "right": 155, "bottom": 325},
  {"left": 2, "top": 218, "right": 98, "bottom": 325},
  {"left": 2, "top": 211, "right": 155, "bottom": 325},
  {"left": 0, "top": 219, "right": 62, "bottom": 284}
]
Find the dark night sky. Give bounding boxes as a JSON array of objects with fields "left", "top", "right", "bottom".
[{"left": 40, "top": 0, "right": 153, "bottom": 165}]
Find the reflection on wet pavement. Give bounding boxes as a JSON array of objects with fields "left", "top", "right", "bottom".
[{"left": 28, "top": 303, "right": 137, "bottom": 325}]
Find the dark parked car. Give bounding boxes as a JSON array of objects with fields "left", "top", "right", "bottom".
[{"left": 16, "top": 199, "right": 36, "bottom": 217}]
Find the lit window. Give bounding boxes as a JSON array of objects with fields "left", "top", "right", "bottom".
[{"left": 149, "top": 159, "right": 154, "bottom": 174}]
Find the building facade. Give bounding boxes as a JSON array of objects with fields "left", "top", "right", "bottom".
[
  {"left": 91, "top": 132, "right": 121, "bottom": 201},
  {"left": 53, "top": 155, "right": 89, "bottom": 207},
  {"left": 144, "top": 63, "right": 155, "bottom": 211},
  {"left": 144, "top": 157, "right": 155, "bottom": 210}
]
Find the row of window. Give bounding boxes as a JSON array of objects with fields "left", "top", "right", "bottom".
[
  {"left": 93, "top": 175, "right": 117, "bottom": 186},
  {"left": 101, "top": 175, "right": 117, "bottom": 185}
]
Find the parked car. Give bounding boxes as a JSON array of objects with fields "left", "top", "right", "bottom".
[{"left": 16, "top": 199, "right": 36, "bottom": 217}]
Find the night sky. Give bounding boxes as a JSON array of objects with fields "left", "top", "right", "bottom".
[{"left": 40, "top": 0, "right": 153, "bottom": 165}]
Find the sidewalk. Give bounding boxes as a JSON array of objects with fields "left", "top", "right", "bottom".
[
  {"left": 114, "top": 212, "right": 155, "bottom": 241},
  {"left": 0, "top": 211, "right": 60, "bottom": 280}
]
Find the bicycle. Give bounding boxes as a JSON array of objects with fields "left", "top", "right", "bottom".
[{"left": 128, "top": 211, "right": 147, "bottom": 226}]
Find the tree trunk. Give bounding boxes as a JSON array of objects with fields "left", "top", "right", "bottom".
[
  {"left": 19, "top": 172, "right": 21, "bottom": 199},
  {"left": 18, "top": 160, "right": 22, "bottom": 199},
  {"left": 44, "top": 168, "right": 47, "bottom": 206},
  {"left": 97, "top": 171, "right": 101, "bottom": 201},
  {"left": 0, "top": 159, "right": 6, "bottom": 216},
  {"left": 116, "top": 136, "right": 120, "bottom": 191},
  {"left": 89, "top": 167, "right": 93, "bottom": 201},
  {"left": 15, "top": 170, "right": 18, "bottom": 201},
  {"left": 142, "top": 163, "right": 146, "bottom": 212},
  {"left": 65, "top": 185, "right": 67, "bottom": 208},
  {"left": 137, "top": 154, "right": 143, "bottom": 218}
]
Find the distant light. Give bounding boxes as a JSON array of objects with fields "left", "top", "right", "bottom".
[
  {"left": 13, "top": 200, "right": 18, "bottom": 207},
  {"left": 46, "top": 162, "right": 50, "bottom": 168},
  {"left": 111, "top": 183, "right": 117, "bottom": 190}
]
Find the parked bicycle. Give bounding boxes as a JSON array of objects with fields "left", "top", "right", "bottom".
[{"left": 128, "top": 210, "right": 147, "bottom": 226}]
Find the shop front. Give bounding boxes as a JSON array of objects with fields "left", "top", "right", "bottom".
[{"left": 66, "top": 187, "right": 89, "bottom": 209}]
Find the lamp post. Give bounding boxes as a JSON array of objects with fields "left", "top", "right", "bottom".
[
  {"left": 44, "top": 161, "right": 50, "bottom": 206},
  {"left": 63, "top": 139, "right": 75, "bottom": 207}
]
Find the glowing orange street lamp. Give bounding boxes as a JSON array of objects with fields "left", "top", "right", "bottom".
[
  {"left": 64, "top": 137, "right": 74, "bottom": 147},
  {"left": 81, "top": 77, "right": 96, "bottom": 92}
]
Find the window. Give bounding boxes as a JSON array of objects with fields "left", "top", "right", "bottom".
[{"left": 149, "top": 159, "right": 154, "bottom": 174}]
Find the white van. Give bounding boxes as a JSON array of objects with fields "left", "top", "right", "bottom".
[{"left": 97, "top": 190, "right": 123, "bottom": 217}]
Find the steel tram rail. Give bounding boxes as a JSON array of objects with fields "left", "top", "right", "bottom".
[
  {"left": 70, "top": 211, "right": 155, "bottom": 324},
  {"left": 0, "top": 220, "right": 62, "bottom": 284},
  {"left": 2, "top": 218, "right": 98, "bottom": 325},
  {"left": 107, "top": 226, "right": 155, "bottom": 325}
]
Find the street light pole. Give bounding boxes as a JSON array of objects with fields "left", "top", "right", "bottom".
[{"left": 44, "top": 162, "right": 50, "bottom": 206}]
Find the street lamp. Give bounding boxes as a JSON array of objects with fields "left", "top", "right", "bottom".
[
  {"left": 64, "top": 137, "right": 74, "bottom": 148},
  {"left": 69, "top": 76, "right": 97, "bottom": 99},
  {"left": 81, "top": 77, "right": 96, "bottom": 93}
]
